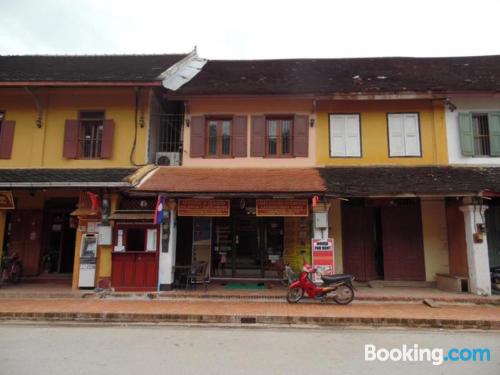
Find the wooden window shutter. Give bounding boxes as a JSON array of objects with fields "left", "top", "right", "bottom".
[
  {"left": 458, "top": 112, "right": 474, "bottom": 156},
  {"left": 488, "top": 113, "right": 500, "bottom": 156},
  {"left": 388, "top": 114, "right": 405, "bottom": 156},
  {"left": 232, "top": 115, "right": 248, "bottom": 157},
  {"left": 63, "top": 119, "right": 79, "bottom": 159},
  {"left": 345, "top": 115, "right": 361, "bottom": 156},
  {"left": 293, "top": 114, "right": 309, "bottom": 157},
  {"left": 190, "top": 116, "right": 205, "bottom": 157},
  {"left": 402, "top": 113, "right": 421, "bottom": 156},
  {"left": 0, "top": 120, "right": 15, "bottom": 159},
  {"left": 101, "top": 119, "right": 115, "bottom": 159},
  {"left": 250, "top": 115, "right": 265, "bottom": 157}
]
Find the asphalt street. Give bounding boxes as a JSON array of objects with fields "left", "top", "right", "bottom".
[{"left": 0, "top": 323, "right": 498, "bottom": 375}]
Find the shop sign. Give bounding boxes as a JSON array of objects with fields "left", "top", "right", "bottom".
[
  {"left": 0, "top": 191, "right": 15, "bottom": 209},
  {"left": 178, "top": 199, "right": 230, "bottom": 217},
  {"left": 311, "top": 238, "right": 334, "bottom": 283},
  {"left": 256, "top": 199, "right": 309, "bottom": 217}
]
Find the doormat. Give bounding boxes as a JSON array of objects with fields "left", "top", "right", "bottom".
[{"left": 224, "top": 283, "right": 267, "bottom": 290}]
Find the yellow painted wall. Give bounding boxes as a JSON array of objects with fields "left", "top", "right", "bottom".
[
  {"left": 283, "top": 216, "right": 311, "bottom": 272},
  {"left": 316, "top": 99, "right": 448, "bottom": 165},
  {"left": 329, "top": 199, "right": 343, "bottom": 274},
  {"left": 0, "top": 87, "right": 151, "bottom": 168},
  {"left": 421, "top": 198, "right": 450, "bottom": 281}
]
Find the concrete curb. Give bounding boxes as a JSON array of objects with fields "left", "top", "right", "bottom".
[{"left": 0, "top": 311, "right": 498, "bottom": 330}]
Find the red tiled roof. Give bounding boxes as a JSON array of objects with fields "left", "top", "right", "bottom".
[{"left": 135, "top": 167, "right": 326, "bottom": 194}]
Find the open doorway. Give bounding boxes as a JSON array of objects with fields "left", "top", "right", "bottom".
[{"left": 41, "top": 198, "right": 78, "bottom": 274}]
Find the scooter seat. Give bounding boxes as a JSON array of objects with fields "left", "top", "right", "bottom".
[{"left": 321, "top": 274, "right": 353, "bottom": 283}]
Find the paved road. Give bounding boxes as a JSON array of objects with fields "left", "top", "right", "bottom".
[{"left": 0, "top": 323, "right": 498, "bottom": 375}]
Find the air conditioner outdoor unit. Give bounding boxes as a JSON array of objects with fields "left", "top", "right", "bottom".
[{"left": 155, "top": 152, "right": 181, "bottom": 166}]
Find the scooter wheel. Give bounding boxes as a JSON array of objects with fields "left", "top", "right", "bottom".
[
  {"left": 333, "top": 285, "right": 354, "bottom": 305},
  {"left": 286, "top": 287, "right": 304, "bottom": 303}
]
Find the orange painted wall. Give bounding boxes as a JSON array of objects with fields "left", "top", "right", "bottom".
[{"left": 183, "top": 97, "right": 316, "bottom": 167}]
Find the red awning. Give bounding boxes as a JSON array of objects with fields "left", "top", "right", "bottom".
[{"left": 135, "top": 167, "right": 326, "bottom": 194}]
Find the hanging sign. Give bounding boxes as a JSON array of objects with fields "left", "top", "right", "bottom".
[
  {"left": 178, "top": 199, "right": 230, "bottom": 217},
  {"left": 256, "top": 199, "right": 309, "bottom": 217},
  {"left": 311, "top": 238, "right": 334, "bottom": 283},
  {"left": 0, "top": 191, "right": 15, "bottom": 209}
]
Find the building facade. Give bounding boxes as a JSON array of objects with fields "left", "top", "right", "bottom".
[{"left": 1, "top": 54, "right": 499, "bottom": 295}]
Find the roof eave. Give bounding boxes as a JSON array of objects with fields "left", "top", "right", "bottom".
[{"left": 0, "top": 81, "right": 162, "bottom": 87}]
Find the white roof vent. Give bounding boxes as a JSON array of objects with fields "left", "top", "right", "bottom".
[{"left": 158, "top": 47, "right": 207, "bottom": 91}]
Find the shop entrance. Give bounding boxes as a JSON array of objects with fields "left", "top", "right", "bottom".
[
  {"left": 342, "top": 199, "right": 426, "bottom": 282},
  {"left": 212, "top": 216, "right": 284, "bottom": 279},
  {"left": 41, "top": 199, "right": 78, "bottom": 274}
]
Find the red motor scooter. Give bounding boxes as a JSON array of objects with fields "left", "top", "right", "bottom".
[{"left": 286, "top": 263, "right": 355, "bottom": 305}]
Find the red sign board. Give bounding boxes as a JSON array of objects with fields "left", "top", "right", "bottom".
[
  {"left": 311, "top": 238, "right": 334, "bottom": 283},
  {"left": 256, "top": 199, "right": 309, "bottom": 217},
  {"left": 178, "top": 199, "right": 230, "bottom": 217},
  {"left": 0, "top": 191, "right": 15, "bottom": 209}
]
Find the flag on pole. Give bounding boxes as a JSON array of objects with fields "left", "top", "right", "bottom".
[{"left": 154, "top": 196, "right": 166, "bottom": 224}]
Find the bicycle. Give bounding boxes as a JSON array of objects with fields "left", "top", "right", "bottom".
[{"left": 0, "top": 252, "right": 23, "bottom": 286}]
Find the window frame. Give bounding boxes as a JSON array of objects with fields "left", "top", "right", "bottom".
[
  {"left": 204, "top": 117, "right": 233, "bottom": 158},
  {"left": 387, "top": 112, "right": 422, "bottom": 158},
  {"left": 114, "top": 223, "right": 159, "bottom": 253},
  {"left": 265, "top": 116, "right": 294, "bottom": 158},
  {"left": 77, "top": 110, "right": 106, "bottom": 159},
  {"left": 328, "top": 113, "right": 362, "bottom": 158}
]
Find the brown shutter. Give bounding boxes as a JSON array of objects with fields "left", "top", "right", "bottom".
[
  {"left": 232, "top": 115, "right": 248, "bottom": 157},
  {"left": 251, "top": 115, "right": 265, "bottom": 157},
  {"left": 63, "top": 119, "right": 79, "bottom": 159},
  {"left": 101, "top": 119, "right": 115, "bottom": 159},
  {"left": 0, "top": 120, "right": 16, "bottom": 159},
  {"left": 190, "top": 116, "right": 205, "bottom": 157},
  {"left": 293, "top": 114, "right": 309, "bottom": 157}
]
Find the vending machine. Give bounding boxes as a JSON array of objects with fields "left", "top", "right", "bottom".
[{"left": 78, "top": 233, "right": 97, "bottom": 288}]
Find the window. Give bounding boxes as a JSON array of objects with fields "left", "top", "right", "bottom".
[
  {"left": 115, "top": 225, "right": 158, "bottom": 252},
  {"left": 472, "top": 114, "right": 490, "bottom": 155},
  {"left": 206, "top": 119, "right": 232, "bottom": 157},
  {"left": 266, "top": 117, "right": 293, "bottom": 156},
  {"left": 329, "top": 114, "right": 361, "bottom": 157},
  {"left": 78, "top": 111, "right": 105, "bottom": 159},
  {"left": 459, "top": 112, "right": 500, "bottom": 157},
  {"left": 387, "top": 113, "right": 421, "bottom": 157}
]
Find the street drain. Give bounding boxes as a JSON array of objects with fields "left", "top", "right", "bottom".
[{"left": 240, "top": 317, "right": 257, "bottom": 324}]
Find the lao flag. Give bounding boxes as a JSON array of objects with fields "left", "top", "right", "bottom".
[{"left": 154, "top": 196, "right": 166, "bottom": 224}]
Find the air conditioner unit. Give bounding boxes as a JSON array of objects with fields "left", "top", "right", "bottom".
[{"left": 155, "top": 152, "right": 181, "bottom": 166}]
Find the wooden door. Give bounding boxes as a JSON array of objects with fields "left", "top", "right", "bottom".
[
  {"left": 381, "top": 205, "right": 425, "bottom": 281},
  {"left": 486, "top": 206, "right": 500, "bottom": 267},
  {"left": 341, "top": 205, "right": 378, "bottom": 281},
  {"left": 9, "top": 210, "right": 43, "bottom": 275},
  {"left": 134, "top": 253, "right": 157, "bottom": 287},
  {"left": 111, "top": 253, "right": 158, "bottom": 291}
]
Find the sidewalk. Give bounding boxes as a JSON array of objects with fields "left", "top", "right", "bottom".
[
  {"left": 0, "top": 298, "right": 499, "bottom": 329},
  {"left": 1, "top": 282, "right": 499, "bottom": 305}
]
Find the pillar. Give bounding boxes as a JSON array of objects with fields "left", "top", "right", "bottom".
[
  {"left": 158, "top": 207, "right": 177, "bottom": 290},
  {"left": 459, "top": 199, "right": 491, "bottom": 296}
]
